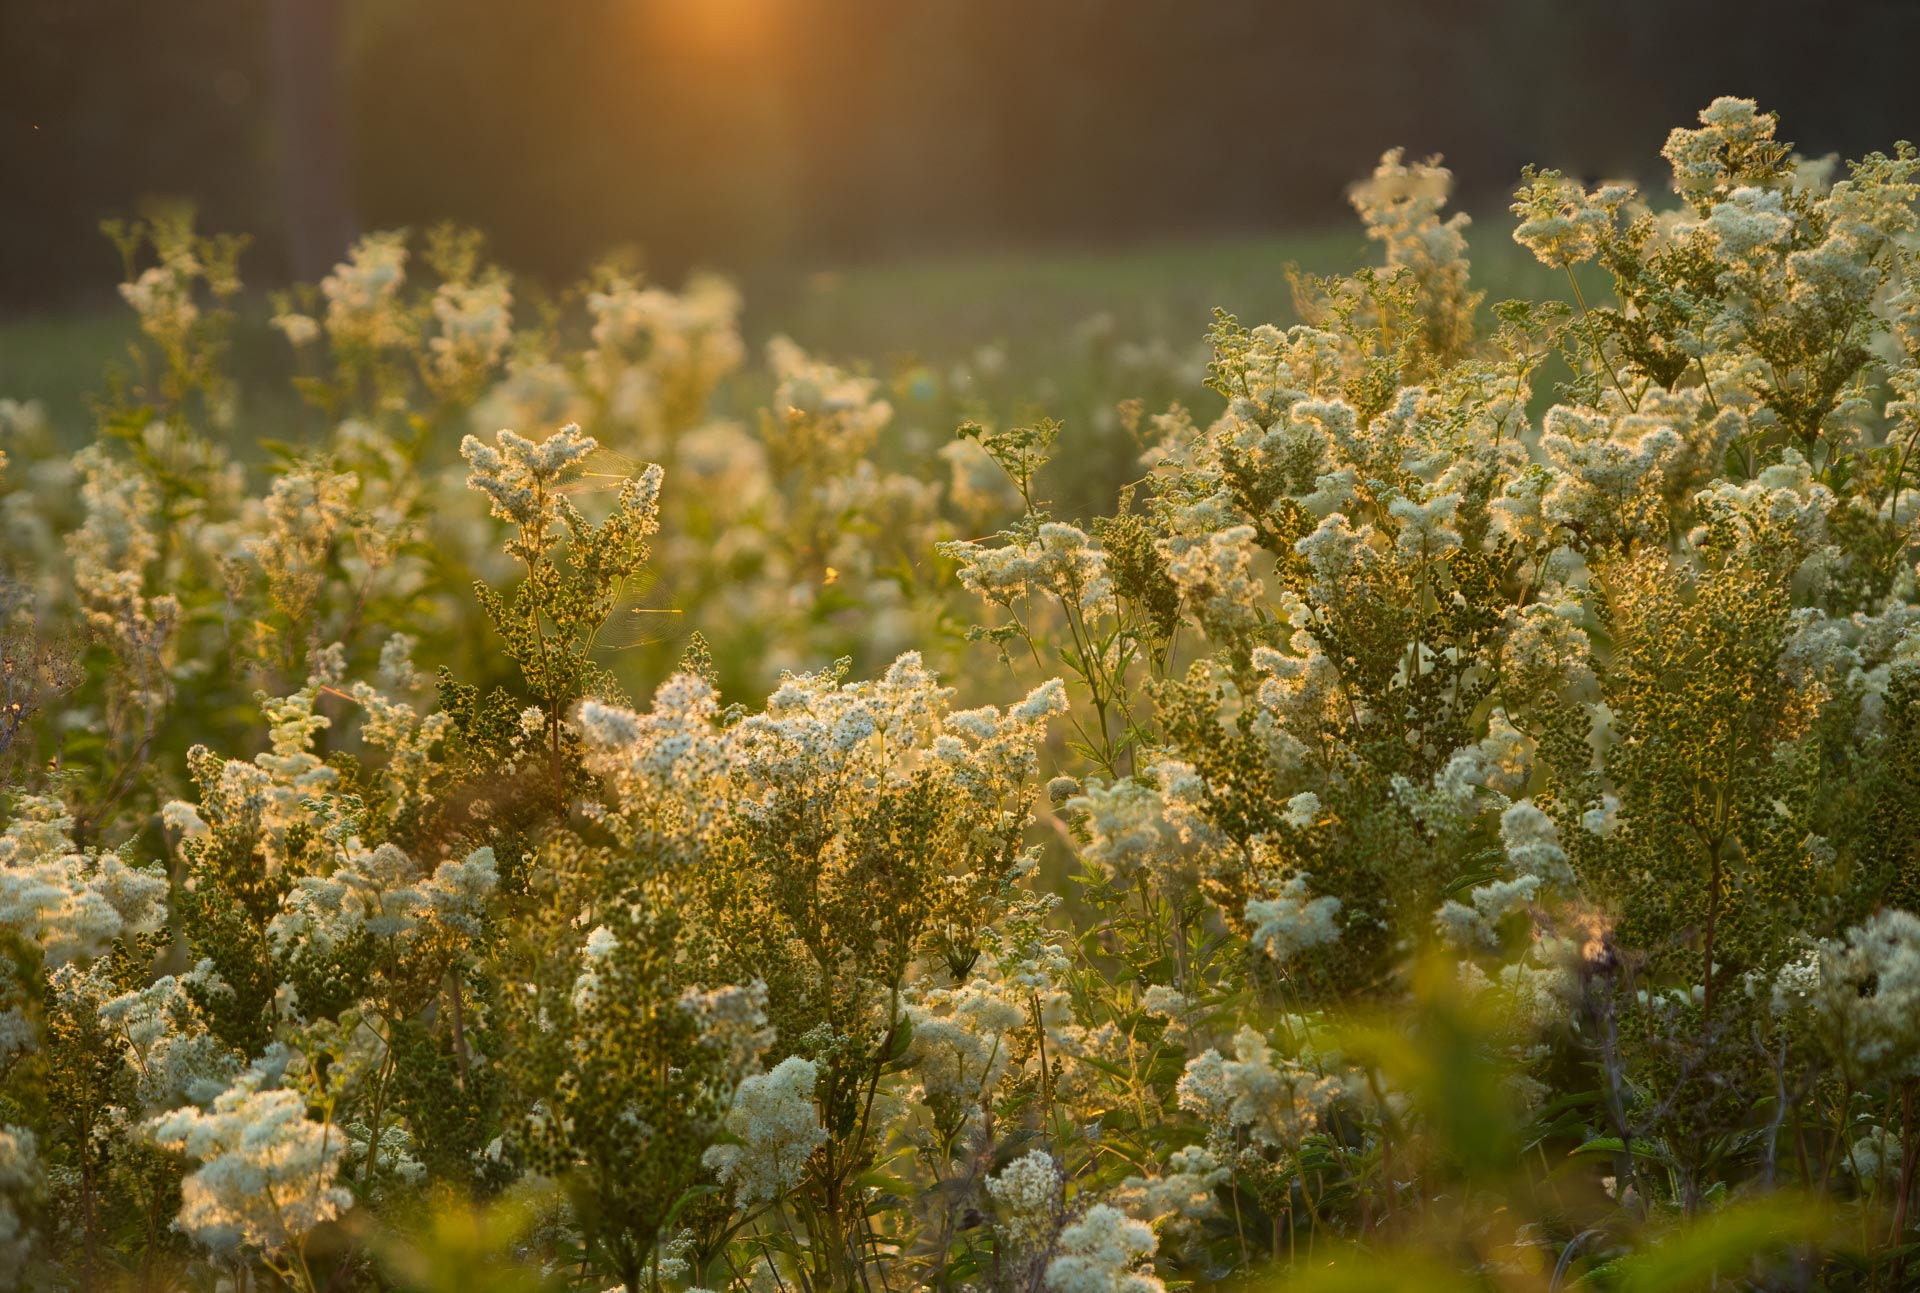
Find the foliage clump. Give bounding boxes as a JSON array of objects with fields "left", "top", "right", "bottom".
[{"left": 1, "top": 97, "right": 1919, "bottom": 1291}]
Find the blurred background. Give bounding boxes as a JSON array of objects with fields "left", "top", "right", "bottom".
[{"left": 9, "top": 0, "right": 1920, "bottom": 312}]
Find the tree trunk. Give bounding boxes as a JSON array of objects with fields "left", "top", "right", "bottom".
[{"left": 270, "top": 0, "right": 356, "bottom": 280}]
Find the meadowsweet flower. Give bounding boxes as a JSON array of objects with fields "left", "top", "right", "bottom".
[
  {"left": 12, "top": 95, "right": 1920, "bottom": 1290},
  {"left": 428, "top": 276, "right": 513, "bottom": 388},
  {"left": 1787, "top": 910, "right": 1920, "bottom": 1078},
  {"left": 119, "top": 260, "right": 202, "bottom": 349},
  {"left": 1707, "top": 186, "right": 1793, "bottom": 260},
  {"left": 1388, "top": 488, "right": 1462, "bottom": 556},
  {"left": 242, "top": 466, "right": 358, "bottom": 626},
  {"left": 571, "top": 925, "right": 619, "bottom": 1013},
  {"left": 1117, "top": 1145, "right": 1227, "bottom": 1231},
  {"left": 704, "top": 1057, "right": 825, "bottom": 1204},
  {"left": 1045, "top": 1203, "right": 1164, "bottom": 1293},
  {"left": 1664, "top": 97, "right": 1781, "bottom": 208},
  {"left": 1068, "top": 763, "right": 1224, "bottom": 891},
  {"left": 904, "top": 978, "right": 1026, "bottom": 1126},
  {"left": 1158, "top": 525, "right": 1260, "bottom": 639},
  {"left": 342, "top": 1122, "right": 426, "bottom": 1199},
  {"left": 1502, "top": 596, "right": 1594, "bottom": 699},
  {"left": 460, "top": 423, "right": 601, "bottom": 526},
  {"left": 986, "top": 1149, "right": 1062, "bottom": 1252},
  {"left": 146, "top": 1059, "right": 352, "bottom": 1258},
  {"left": 1511, "top": 169, "right": 1627, "bottom": 267},
  {"left": 1348, "top": 149, "right": 1479, "bottom": 369},
  {"left": 1294, "top": 512, "right": 1372, "bottom": 586},
  {"left": 270, "top": 310, "right": 320, "bottom": 347},
  {"left": 1690, "top": 449, "right": 1834, "bottom": 554},
  {"left": 424, "top": 846, "right": 498, "bottom": 934},
  {"left": 1847, "top": 1125, "right": 1903, "bottom": 1189},
  {"left": 98, "top": 966, "right": 238, "bottom": 1114},
  {"left": 1493, "top": 941, "right": 1581, "bottom": 1033},
  {"left": 67, "top": 446, "right": 180, "bottom": 667},
  {"left": 1245, "top": 873, "right": 1342, "bottom": 964},
  {"left": 680, "top": 982, "right": 775, "bottom": 1080},
  {"left": 1501, "top": 801, "right": 1571, "bottom": 884},
  {"left": 588, "top": 274, "right": 744, "bottom": 447},
  {"left": 1537, "top": 405, "right": 1681, "bottom": 543},
  {"left": 321, "top": 231, "right": 410, "bottom": 351},
  {"left": 943, "top": 522, "right": 1115, "bottom": 616},
  {"left": 0, "top": 796, "right": 167, "bottom": 964},
  {"left": 348, "top": 669, "right": 456, "bottom": 820},
  {"left": 1140, "top": 984, "right": 1188, "bottom": 1019},
  {"left": 1177, "top": 1025, "right": 1358, "bottom": 1149},
  {"left": 763, "top": 336, "right": 893, "bottom": 471},
  {"left": 1436, "top": 876, "right": 1543, "bottom": 951}
]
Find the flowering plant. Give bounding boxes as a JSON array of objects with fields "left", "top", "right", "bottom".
[{"left": 1, "top": 98, "right": 1918, "bottom": 1292}]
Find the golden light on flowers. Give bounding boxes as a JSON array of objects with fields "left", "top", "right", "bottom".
[
  {"left": 8, "top": 93, "right": 1920, "bottom": 1291},
  {"left": 1571, "top": 908, "right": 1615, "bottom": 971}
]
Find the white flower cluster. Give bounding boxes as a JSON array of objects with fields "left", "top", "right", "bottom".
[
  {"left": 321, "top": 231, "right": 411, "bottom": 352},
  {"left": 579, "top": 653, "right": 1060, "bottom": 912},
  {"left": 1116, "top": 1145, "right": 1227, "bottom": 1234},
  {"left": 763, "top": 336, "right": 894, "bottom": 470},
  {"left": 587, "top": 273, "right": 744, "bottom": 450},
  {"left": 1388, "top": 488, "right": 1463, "bottom": 557},
  {"left": 67, "top": 446, "right": 180, "bottom": 673},
  {"left": 903, "top": 978, "right": 1027, "bottom": 1125},
  {"left": 1428, "top": 711, "right": 1535, "bottom": 808},
  {"left": 986, "top": 1149, "right": 1062, "bottom": 1252},
  {"left": 1044, "top": 1203, "right": 1164, "bottom": 1293},
  {"left": 98, "top": 962, "right": 238, "bottom": 1114},
  {"left": 1689, "top": 449, "right": 1834, "bottom": 555},
  {"left": 1348, "top": 149, "right": 1478, "bottom": 366},
  {"left": 1177, "top": 1023, "right": 1361, "bottom": 1149},
  {"left": 268, "top": 841, "right": 498, "bottom": 961},
  {"left": 943, "top": 522, "right": 1115, "bottom": 616},
  {"left": 0, "top": 796, "right": 167, "bottom": 965},
  {"left": 429, "top": 277, "right": 514, "bottom": 389},
  {"left": 1510, "top": 170, "right": 1636, "bottom": 268},
  {"left": 1157, "top": 524, "right": 1260, "bottom": 640},
  {"left": 1250, "top": 636, "right": 1352, "bottom": 771},
  {"left": 119, "top": 254, "right": 202, "bottom": 352},
  {"left": 1663, "top": 97, "right": 1781, "bottom": 208},
  {"left": 1245, "top": 870, "right": 1343, "bottom": 965},
  {"left": 460, "top": 423, "right": 602, "bottom": 527},
  {"left": 703, "top": 1056, "right": 826, "bottom": 1204},
  {"left": 680, "top": 981, "right": 777, "bottom": 1081},
  {"left": 1427, "top": 776, "right": 1585, "bottom": 1000},
  {"left": 568, "top": 923, "right": 621, "bottom": 1015},
  {"left": 1071, "top": 757, "right": 1224, "bottom": 889},
  {"left": 1531, "top": 404, "right": 1681, "bottom": 542},
  {"left": 1847, "top": 1125, "right": 1904, "bottom": 1190},
  {"left": 1776, "top": 910, "right": 1920, "bottom": 1079},
  {"left": 342, "top": 1121, "right": 427, "bottom": 1197},
  {"left": 145, "top": 1056, "right": 352, "bottom": 1258}
]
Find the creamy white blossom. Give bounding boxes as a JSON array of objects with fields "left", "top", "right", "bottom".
[{"left": 703, "top": 1056, "right": 826, "bottom": 1204}]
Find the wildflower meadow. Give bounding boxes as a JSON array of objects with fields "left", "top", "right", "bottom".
[{"left": 5, "top": 98, "right": 1920, "bottom": 1292}]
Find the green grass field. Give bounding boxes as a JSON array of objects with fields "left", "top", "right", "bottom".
[{"left": 1, "top": 218, "right": 1561, "bottom": 445}]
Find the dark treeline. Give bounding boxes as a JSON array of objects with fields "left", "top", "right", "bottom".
[{"left": 7, "top": 0, "right": 1920, "bottom": 307}]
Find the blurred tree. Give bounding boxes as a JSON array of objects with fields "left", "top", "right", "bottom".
[
  {"left": 270, "top": 0, "right": 356, "bottom": 279},
  {"left": 7, "top": 0, "right": 1920, "bottom": 306},
  {"left": 1, "top": 0, "right": 269, "bottom": 308}
]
